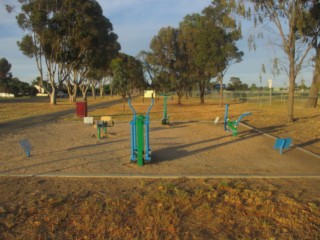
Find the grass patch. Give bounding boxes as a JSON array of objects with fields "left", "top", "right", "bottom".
[{"left": 0, "top": 178, "right": 319, "bottom": 239}]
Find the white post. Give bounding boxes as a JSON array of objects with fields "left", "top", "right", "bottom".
[{"left": 268, "top": 79, "right": 273, "bottom": 106}]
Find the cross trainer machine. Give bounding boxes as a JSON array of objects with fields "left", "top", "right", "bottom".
[
  {"left": 224, "top": 104, "right": 252, "bottom": 137},
  {"left": 128, "top": 97, "right": 154, "bottom": 166}
]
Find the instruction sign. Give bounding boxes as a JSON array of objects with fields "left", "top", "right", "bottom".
[
  {"left": 144, "top": 90, "right": 156, "bottom": 98},
  {"left": 19, "top": 139, "right": 32, "bottom": 157}
]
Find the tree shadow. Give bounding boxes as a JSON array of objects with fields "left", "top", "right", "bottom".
[
  {"left": 66, "top": 139, "right": 126, "bottom": 151},
  {"left": 151, "top": 124, "right": 188, "bottom": 131},
  {"left": 0, "top": 151, "right": 128, "bottom": 189},
  {"left": 295, "top": 114, "right": 320, "bottom": 122},
  {"left": 297, "top": 138, "right": 320, "bottom": 148},
  {"left": 0, "top": 138, "right": 128, "bottom": 176},
  {"left": 286, "top": 138, "right": 320, "bottom": 156},
  {"left": 152, "top": 129, "right": 261, "bottom": 163},
  {"left": 244, "top": 123, "right": 287, "bottom": 135},
  {"left": 169, "top": 121, "right": 199, "bottom": 126}
]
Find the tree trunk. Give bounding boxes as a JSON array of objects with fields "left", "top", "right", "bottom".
[
  {"left": 177, "top": 94, "right": 182, "bottom": 104},
  {"left": 305, "top": 47, "right": 320, "bottom": 108},
  {"left": 100, "top": 86, "right": 104, "bottom": 99},
  {"left": 200, "top": 91, "right": 205, "bottom": 104},
  {"left": 175, "top": 86, "right": 184, "bottom": 104},
  {"left": 91, "top": 85, "right": 96, "bottom": 100},
  {"left": 306, "top": 79, "right": 319, "bottom": 108},
  {"left": 219, "top": 75, "right": 224, "bottom": 107},
  {"left": 219, "top": 87, "right": 224, "bottom": 107},
  {"left": 80, "top": 84, "right": 89, "bottom": 101},
  {"left": 287, "top": 60, "right": 295, "bottom": 123},
  {"left": 50, "top": 87, "right": 57, "bottom": 105},
  {"left": 199, "top": 81, "right": 205, "bottom": 104},
  {"left": 71, "top": 83, "right": 78, "bottom": 103}
]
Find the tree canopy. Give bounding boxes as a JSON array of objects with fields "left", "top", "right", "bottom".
[
  {"left": 145, "top": 2, "right": 243, "bottom": 104},
  {"left": 14, "top": 0, "right": 120, "bottom": 104},
  {"left": 0, "top": 58, "right": 37, "bottom": 96},
  {"left": 110, "top": 53, "right": 147, "bottom": 98}
]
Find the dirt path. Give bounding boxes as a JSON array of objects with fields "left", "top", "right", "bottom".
[{"left": 1, "top": 121, "right": 319, "bottom": 178}]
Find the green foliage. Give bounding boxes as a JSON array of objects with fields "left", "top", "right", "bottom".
[
  {"left": 0, "top": 58, "right": 12, "bottom": 89},
  {"left": 0, "top": 58, "right": 36, "bottom": 96},
  {"left": 14, "top": 0, "right": 120, "bottom": 103},
  {"left": 249, "top": 83, "right": 258, "bottom": 91},
  {"left": 110, "top": 53, "right": 146, "bottom": 98},
  {"left": 148, "top": 26, "right": 188, "bottom": 102},
  {"left": 110, "top": 56, "right": 129, "bottom": 98},
  {"left": 227, "top": 77, "right": 249, "bottom": 91},
  {"left": 179, "top": 3, "right": 243, "bottom": 103},
  {"left": 146, "top": 2, "right": 243, "bottom": 104}
]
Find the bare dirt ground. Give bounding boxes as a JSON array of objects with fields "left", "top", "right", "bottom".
[
  {"left": 0, "top": 120, "right": 319, "bottom": 177},
  {"left": 0, "top": 96, "right": 319, "bottom": 239}
]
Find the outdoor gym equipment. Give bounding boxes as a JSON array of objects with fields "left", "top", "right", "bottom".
[
  {"left": 19, "top": 139, "right": 32, "bottom": 157},
  {"left": 274, "top": 137, "right": 292, "bottom": 154},
  {"left": 224, "top": 104, "right": 252, "bottom": 137},
  {"left": 96, "top": 118, "right": 114, "bottom": 139},
  {"left": 161, "top": 95, "right": 170, "bottom": 125},
  {"left": 128, "top": 97, "right": 154, "bottom": 166}
]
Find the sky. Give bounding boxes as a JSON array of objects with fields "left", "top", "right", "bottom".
[{"left": 0, "top": 0, "right": 315, "bottom": 88}]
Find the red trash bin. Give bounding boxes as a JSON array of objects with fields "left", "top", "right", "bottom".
[{"left": 76, "top": 101, "right": 87, "bottom": 118}]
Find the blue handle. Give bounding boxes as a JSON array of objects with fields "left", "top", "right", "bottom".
[{"left": 128, "top": 98, "right": 137, "bottom": 116}]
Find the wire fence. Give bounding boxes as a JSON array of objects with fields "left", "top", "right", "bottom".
[{"left": 200, "top": 90, "right": 317, "bottom": 106}]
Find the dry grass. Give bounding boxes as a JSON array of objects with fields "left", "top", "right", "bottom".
[
  {"left": 0, "top": 96, "right": 121, "bottom": 123},
  {"left": 0, "top": 178, "right": 319, "bottom": 239}
]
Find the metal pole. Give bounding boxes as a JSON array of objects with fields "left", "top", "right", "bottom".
[
  {"left": 136, "top": 115, "right": 145, "bottom": 166},
  {"left": 130, "top": 120, "right": 136, "bottom": 161},
  {"left": 145, "top": 98, "right": 154, "bottom": 161},
  {"left": 224, "top": 104, "right": 229, "bottom": 131},
  {"left": 270, "top": 88, "right": 272, "bottom": 106},
  {"left": 128, "top": 98, "right": 137, "bottom": 161},
  {"left": 145, "top": 115, "right": 151, "bottom": 161},
  {"left": 163, "top": 96, "right": 167, "bottom": 120}
]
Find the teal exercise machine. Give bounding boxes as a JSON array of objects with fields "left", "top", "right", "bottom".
[
  {"left": 224, "top": 104, "right": 252, "bottom": 136},
  {"left": 161, "top": 95, "right": 170, "bottom": 125},
  {"left": 96, "top": 119, "right": 114, "bottom": 139},
  {"left": 128, "top": 97, "right": 154, "bottom": 166}
]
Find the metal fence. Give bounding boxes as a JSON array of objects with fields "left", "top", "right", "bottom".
[
  {"left": 162, "top": 90, "right": 318, "bottom": 106},
  {"left": 201, "top": 90, "right": 317, "bottom": 105}
]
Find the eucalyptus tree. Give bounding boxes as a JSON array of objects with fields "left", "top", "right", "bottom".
[
  {"left": 86, "top": 69, "right": 105, "bottom": 100},
  {"left": 138, "top": 50, "right": 172, "bottom": 93},
  {"left": 0, "top": 58, "right": 12, "bottom": 92},
  {"left": 202, "top": 1, "right": 243, "bottom": 106},
  {"left": 180, "top": 6, "right": 243, "bottom": 104},
  {"left": 110, "top": 56, "right": 127, "bottom": 99},
  {"left": 137, "top": 50, "right": 161, "bottom": 90},
  {"left": 16, "top": 0, "right": 62, "bottom": 104},
  {"left": 13, "top": 0, "right": 119, "bottom": 104},
  {"left": 303, "top": 1, "right": 320, "bottom": 108},
  {"left": 222, "top": 0, "right": 313, "bottom": 122},
  {"left": 110, "top": 53, "right": 146, "bottom": 98},
  {"left": 58, "top": 0, "right": 120, "bottom": 102},
  {"left": 99, "top": 71, "right": 113, "bottom": 98},
  {"left": 126, "top": 56, "right": 147, "bottom": 95},
  {"left": 148, "top": 27, "right": 189, "bottom": 104}
]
